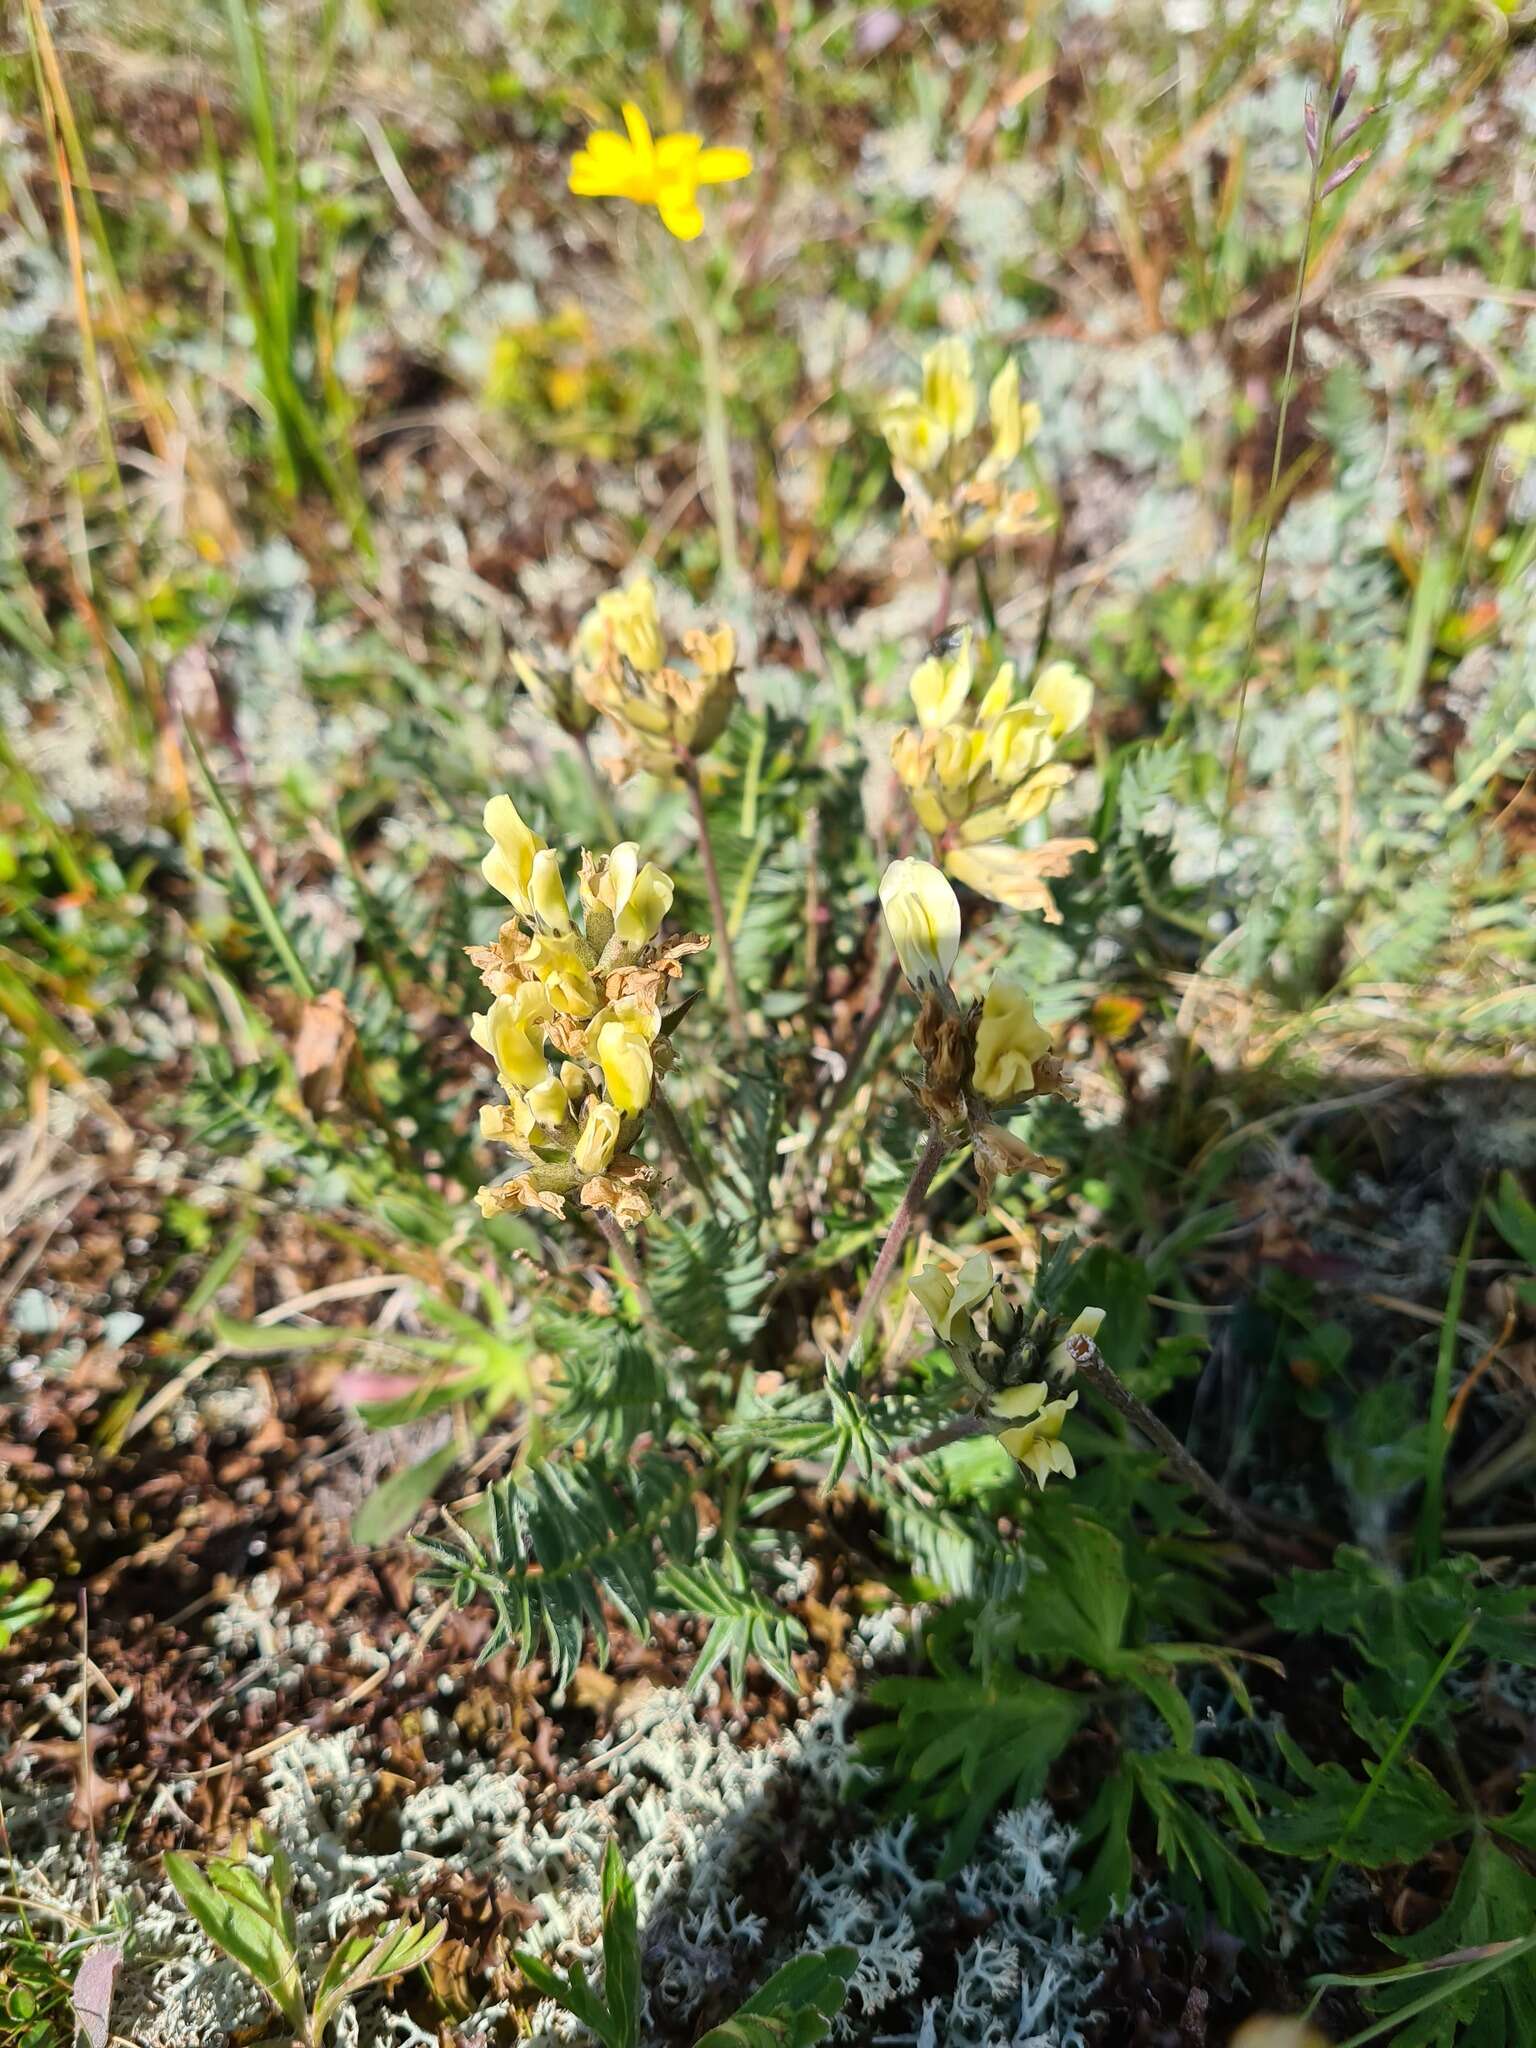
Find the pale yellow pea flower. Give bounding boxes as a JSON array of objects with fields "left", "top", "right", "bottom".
[
  {"left": 910, "top": 1252, "right": 994, "bottom": 1345},
  {"left": 594, "top": 1016, "right": 654, "bottom": 1113},
  {"left": 573, "top": 1098, "right": 623, "bottom": 1175},
  {"left": 1027, "top": 662, "right": 1093, "bottom": 739},
  {"left": 523, "top": 934, "right": 601, "bottom": 1018},
  {"left": 526, "top": 1073, "right": 571, "bottom": 1129},
  {"left": 922, "top": 337, "right": 978, "bottom": 440},
  {"left": 471, "top": 984, "right": 553, "bottom": 1092},
  {"left": 879, "top": 858, "right": 961, "bottom": 994},
  {"left": 529, "top": 848, "right": 572, "bottom": 933},
  {"left": 602, "top": 842, "right": 675, "bottom": 945},
  {"left": 482, "top": 794, "right": 546, "bottom": 916},
  {"left": 972, "top": 981, "right": 1054, "bottom": 1101},
  {"left": 909, "top": 635, "right": 974, "bottom": 728},
  {"left": 992, "top": 1382, "right": 1078, "bottom": 1487}
]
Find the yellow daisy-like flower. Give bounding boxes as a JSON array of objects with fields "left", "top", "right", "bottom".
[{"left": 568, "top": 102, "right": 752, "bottom": 242}]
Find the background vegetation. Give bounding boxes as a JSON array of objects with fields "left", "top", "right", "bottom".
[{"left": 2, "top": 0, "right": 1535, "bottom": 2043}]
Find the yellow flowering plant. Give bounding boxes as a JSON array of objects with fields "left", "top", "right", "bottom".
[
  {"left": 880, "top": 338, "right": 1051, "bottom": 569},
  {"left": 572, "top": 574, "right": 739, "bottom": 784},
  {"left": 890, "top": 628, "right": 1095, "bottom": 922},
  {"left": 907, "top": 1248, "right": 1101, "bottom": 1488},
  {"left": 875, "top": 856, "right": 1073, "bottom": 1207},
  {"left": 566, "top": 105, "right": 753, "bottom": 588},
  {"left": 467, "top": 793, "right": 707, "bottom": 1230},
  {"left": 568, "top": 102, "right": 752, "bottom": 243}
]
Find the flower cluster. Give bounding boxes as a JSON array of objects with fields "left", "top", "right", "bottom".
[
  {"left": 880, "top": 338, "right": 1049, "bottom": 568},
  {"left": 878, "top": 857, "right": 1073, "bottom": 1203},
  {"left": 891, "top": 628, "right": 1094, "bottom": 922},
  {"left": 568, "top": 102, "right": 752, "bottom": 242},
  {"left": 909, "top": 1250, "right": 1105, "bottom": 1488},
  {"left": 518, "top": 574, "right": 738, "bottom": 783},
  {"left": 468, "top": 795, "right": 707, "bottom": 1228}
]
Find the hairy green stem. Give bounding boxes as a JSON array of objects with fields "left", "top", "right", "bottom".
[
  {"left": 651, "top": 1084, "right": 711, "bottom": 1203},
  {"left": 680, "top": 751, "right": 749, "bottom": 1046},
  {"left": 575, "top": 728, "right": 621, "bottom": 845},
  {"left": 1067, "top": 1336, "right": 1273, "bottom": 1554},
  {"left": 837, "top": 1125, "right": 948, "bottom": 1369},
  {"left": 1213, "top": 60, "right": 1341, "bottom": 897},
  {"left": 594, "top": 1210, "right": 655, "bottom": 1325}
]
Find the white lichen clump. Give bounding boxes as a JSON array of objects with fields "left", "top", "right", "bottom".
[{"left": 2, "top": 1671, "right": 1111, "bottom": 2047}]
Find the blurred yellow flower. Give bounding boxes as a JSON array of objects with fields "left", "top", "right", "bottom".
[
  {"left": 880, "top": 337, "right": 1046, "bottom": 564},
  {"left": 568, "top": 102, "right": 752, "bottom": 242},
  {"left": 577, "top": 574, "right": 665, "bottom": 677},
  {"left": 923, "top": 337, "right": 978, "bottom": 440},
  {"left": 576, "top": 575, "right": 739, "bottom": 782}
]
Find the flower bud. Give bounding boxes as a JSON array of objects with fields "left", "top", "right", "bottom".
[
  {"left": 594, "top": 1016, "right": 654, "bottom": 1113},
  {"left": 921, "top": 337, "right": 978, "bottom": 440},
  {"left": 573, "top": 1098, "right": 623, "bottom": 1175},
  {"left": 879, "top": 858, "right": 961, "bottom": 995},
  {"left": 529, "top": 847, "right": 572, "bottom": 933},
  {"left": 482, "top": 794, "right": 546, "bottom": 916}
]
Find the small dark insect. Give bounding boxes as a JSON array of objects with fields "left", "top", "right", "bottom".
[{"left": 928, "top": 624, "right": 970, "bottom": 659}]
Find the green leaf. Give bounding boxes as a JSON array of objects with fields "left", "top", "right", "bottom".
[
  {"left": 352, "top": 1442, "right": 460, "bottom": 1547},
  {"left": 1488, "top": 1171, "right": 1536, "bottom": 1270},
  {"left": 1367, "top": 1835, "right": 1536, "bottom": 2045},
  {"left": 163, "top": 1853, "right": 306, "bottom": 2031},
  {"left": 1021, "top": 1514, "right": 1131, "bottom": 1670},
  {"left": 416, "top": 1450, "right": 700, "bottom": 1689},
  {"left": 0, "top": 1566, "right": 53, "bottom": 1649},
  {"left": 660, "top": 1558, "right": 807, "bottom": 1696},
  {"left": 312, "top": 1920, "right": 444, "bottom": 2041},
  {"left": 693, "top": 1947, "right": 858, "bottom": 2048},
  {"left": 513, "top": 1951, "right": 625, "bottom": 2048},
  {"left": 865, "top": 1669, "right": 1086, "bottom": 1875},
  {"left": 1265, "top": 1548, "right": 1536, "bottom": 1736},
  {"left": 1131, "top": 1751, "right": 1269, "bottom": 1944},
  {"left": 599, "top": 1842, "right": 641, "bottom": 2048},
  {"left": 1065, "top": 1768, "right": 1136, "bottom": 1929},
  {"left": 210, "top": 1311, "right": 344, "bottom": 1356},
  {"left": 1265, "top": 1728, "right": 1466, "bottom": 1867}
]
